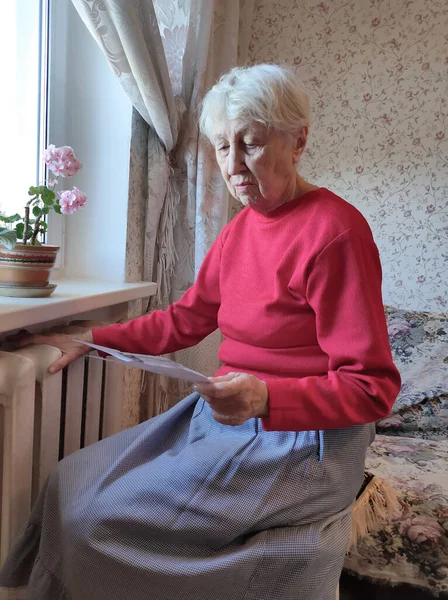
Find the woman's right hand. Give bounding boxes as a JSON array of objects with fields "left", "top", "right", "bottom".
[{"left": 4, "top": 328, "right": 94, "bottom": 374}]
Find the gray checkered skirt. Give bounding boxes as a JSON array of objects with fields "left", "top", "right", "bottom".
[{"left": 0, "top": 393, "right": 374, "bottom": 599}]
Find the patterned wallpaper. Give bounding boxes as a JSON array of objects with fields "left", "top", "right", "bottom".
[{"left": 248, "top": 0, "right": 448, "bottom": 312}]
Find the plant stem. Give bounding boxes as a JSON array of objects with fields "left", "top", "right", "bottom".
[
  {"left": 24, "top": 206, "right": 30, "bottom": 245},
  {"left": 31, "top": 215, "right": 42, "bottom": 245}
]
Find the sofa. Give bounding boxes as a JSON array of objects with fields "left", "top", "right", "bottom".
[{"left": 343, "top": 306, "right": 448, "bottom": 597}]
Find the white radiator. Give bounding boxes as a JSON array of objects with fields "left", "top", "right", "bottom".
[{"left": 0, "top": 344, "right": 125, "bottom": 566}]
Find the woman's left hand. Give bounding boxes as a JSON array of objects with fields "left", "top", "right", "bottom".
[{"left": 196, "top": 372, "right": 269, "bottom": 426}]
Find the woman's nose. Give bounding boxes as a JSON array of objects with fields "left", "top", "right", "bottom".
[{"left": 227, "top": 146, "right": 245, "bottom": 176}]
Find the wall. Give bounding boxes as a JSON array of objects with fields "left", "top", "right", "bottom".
[
  {"left": 48, "top": 0, "right": 133, "bottom": 283},
  {"left": 249, "top": 0, "right": 448, "bottom": 312}
]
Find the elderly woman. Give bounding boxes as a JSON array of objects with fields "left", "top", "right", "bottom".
[{"left": 0, "top": 65, "right": 400, "bottom": 600}]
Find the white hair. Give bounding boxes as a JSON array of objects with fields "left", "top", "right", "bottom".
[{"left": 199, "top": 64, "right": 311, "bottom": 141}]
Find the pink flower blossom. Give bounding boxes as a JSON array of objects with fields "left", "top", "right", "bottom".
[
  {"left": 400, "top": 516, "right": 444, "bottom": 545},
  {"left": 436, "top": 131, "right": 445, "bottom": 140},
  {"left": 380, "top": 113, "right": 392, "bottom": 124},
  {"left": 395, "top": 280, "right": 403, "bottom": 287},
  {"left": 58, "top": 186, "right": 87, "bottom": 215},
  {"left": 334, "top": 171, "right": 341, "bottom": 179},
  {"left": 387, "top": 317, "right": 410, "bottom": 339},
  {"left": 426, "top": 204, "right": 435, "bottom": 213},
  {"left": 417, "top": 275, "right": 426, "bottom": 283},
  {"left": 406, "top": 90, "right": 414, "bottom": 99},
  {"left": 342, "top": 100, "right": 349, "bottom": 107},
  {"left": 324, "top": 26, "right": 332, "bottom": 35},
  {"left": 44, "top": 145, "right": 82, "bottom": 178},
  {"left": 422, "top": 62, "right": 430, "bottom": 70},
  {"left": 396, "top": 63, "right": 404, "bottom": 72},
  {"left": 404, "top": 210, "right": 411, "bottom": 217},
  {"left": 413, "top": 138, "right": 420, "bottom": 145},
  {"left": 334, "top": 53, "right": 342, "bottom": 62},
  {"left": 371, "top": 17, "right": 380, "bottom": 27},
  {"left": 363, "top": 93, "right": 372, "bottom": 102},
  {"left": 293, "top": 56, "right": 302, "bottom": 65},
  {"left": 317, "top": 2, "right": 329, "bottom": 11},
  {"left": 415, "top": 14, "right": 423, "bottom": 23},
  {"left": 355, "top": 165, "right": 364, "bottom": 174},
  {"left": 349, "top": 25, "right": 357, "bottom": 33}
]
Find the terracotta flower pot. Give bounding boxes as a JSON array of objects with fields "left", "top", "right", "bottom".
[{"left": 0, "top": 244, "right": 59, "bottom": 287}]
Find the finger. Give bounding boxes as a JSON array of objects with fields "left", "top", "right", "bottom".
[
  {"left": 4, "top": 333, "right": 40, "bottom": 350},
  {"left": 48, "top": 351, "right": 84, "bottom": 374},
  {"left": 212, "top": 412, "right": 245, "bottom": 426},
  {"left": 207, "top": 372, "right": 240, "bottom": 383},
  {"left": 199, "top": 379, "right": 240, "bottom": 399}
]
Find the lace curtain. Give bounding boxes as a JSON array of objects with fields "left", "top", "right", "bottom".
[{"left": 71, "top": 0, "right": 254, "bottom": 415}]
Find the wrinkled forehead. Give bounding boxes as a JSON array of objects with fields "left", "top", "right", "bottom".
[{"left": 210, "top": 119, "right": 268, "bottom": 143}]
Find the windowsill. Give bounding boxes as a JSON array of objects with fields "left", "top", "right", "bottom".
[{"left": 0, "top": 278, "right": 157, "bottom": 334}]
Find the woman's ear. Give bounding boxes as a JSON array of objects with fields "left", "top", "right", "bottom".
[{"left": 292, "top": 126, "right": 308, "bottom": 164}]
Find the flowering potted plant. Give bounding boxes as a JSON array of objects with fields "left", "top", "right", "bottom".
[{"left": 0, "top": 145, "right": 86, "bottom": 296}]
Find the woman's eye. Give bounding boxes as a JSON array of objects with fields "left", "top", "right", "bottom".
[
  {"left": 244, "top": 143, "right": 257, "bottom": 149},
  {"left": 217, "top": 145, "right": 229, "bottom": 152}
]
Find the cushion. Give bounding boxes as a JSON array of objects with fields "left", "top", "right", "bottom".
[{"left": 385, "top": 306, "right": 448, "bottom": 412}]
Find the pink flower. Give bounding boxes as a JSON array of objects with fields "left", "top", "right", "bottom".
[
  {"left": 293, "top": 56, "right": 302, "bottom": 65},
  {"left": 426, "top": 204, "right": 435, "bottom": 213},
  {"left": 349, "top": 25, "right": 357, "bottom": 33},
  {"left": 58, "top": 186, "right": 87, "bottom": 215},
  {"left": 415, "top": 14, "right": 423, "bottom": 23},
  {"left": 334, "top": 171, "right": 341, "bottom": 179},
  {"left": 396, "top": 64, "right": 404, "bottom": 72},
  {"left": 436, "top": 131, "right": 445, "bottom": 140},
  {"left": 371, "top": 17, "right": 380, "bottom": 27},
  {"left": 395, "top": 280, "right": 403, "bottom": 287},
  {"left": 380, "top": 113, "right": 392, "bottom": 124},
  {"left": 400, "top": 516, "right": 444, "bottom": 545},
  {"left": 363, "top": 93, "right": 372, "bottom": 102},
  {"left": 387, "top": 317, "right": 410, "bottom": 339},
  {"left": 355, "top": 165, "right": 364, "bottom": 174},
  {"left": 413, "top": 138, "right": 420, "bottom": 145},
  {"left": 417, "top": 275, "right": 426, "bottom": 283},
  {"left": 317, "top": 2, "right": 329, "bottom": 11},
  {"left": 404, "top": 210, "right": 411, "bottom": 217},
  {"left": 334, "top": 53, "right": 342, "bottom": 62},
  {"left": 406, "top": 90, "right": 414, "bottom": 99},
  {"left": 44, "top": 145, "right": 82, "bottom": 178},
  {"left": 422, "top": 62, "right": 430, "bottom": 70},
  {"left": 342, "top": 100, "right": 349, "bottom": 107}
]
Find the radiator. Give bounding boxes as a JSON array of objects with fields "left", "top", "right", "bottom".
[{"left": 0, "top": 343, "right": 125, "bottom": 567}]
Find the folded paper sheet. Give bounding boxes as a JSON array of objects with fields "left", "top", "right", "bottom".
[{"left": 76, "top": 341, "right": 210, "bottom": 384}]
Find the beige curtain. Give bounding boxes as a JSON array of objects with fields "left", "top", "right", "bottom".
[{"left": 71, "top": 0, "right": 254, "bottom": 416}]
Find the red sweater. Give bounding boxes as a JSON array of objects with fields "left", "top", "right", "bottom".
[{"left": 93, "top": 188, "right": 401, "bottom": 431}]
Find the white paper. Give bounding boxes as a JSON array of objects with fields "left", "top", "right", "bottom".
[{"left": 76, "top": 341, "right": 210, "bottom": 384}]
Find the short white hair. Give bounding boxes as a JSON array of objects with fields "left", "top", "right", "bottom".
[{"left": 199, "top": 64, "right": 311, "bottom": 141}]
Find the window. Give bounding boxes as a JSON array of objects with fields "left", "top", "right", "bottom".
[{"left": 1, "top": 0, "right": 49, "bottom": 217}]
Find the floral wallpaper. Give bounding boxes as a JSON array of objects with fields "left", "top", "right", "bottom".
[{"left": 249, "top": 0, "right": 448, "bottom": 312}]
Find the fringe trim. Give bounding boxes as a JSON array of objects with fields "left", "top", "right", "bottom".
[
  {"left": 155, "top": 159, "right": 180, "bottom": 307},
  {"left": 349, "top": 475, "right": 401, "bottom": 552}
]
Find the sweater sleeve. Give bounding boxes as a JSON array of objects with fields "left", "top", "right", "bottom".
[
  {"left": 261, "top": 228, "right": 401, "bottom": 432},
  {"left": 92, "top": 233, "right": 223, "bottom": 355}
]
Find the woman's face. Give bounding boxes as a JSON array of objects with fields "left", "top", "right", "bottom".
[{"left": 212, "top": 119, "right": 307, "bottom": 214}]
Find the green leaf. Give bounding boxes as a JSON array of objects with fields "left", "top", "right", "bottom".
[
  {"left": 28, "top": 186, "right": 39, "bottom": 196},
  {"left": 31, "top": 239, "right": 42, "bottom": 246},
  {"left": 0, "top": 227, "right": 17, "bottom": 249},
  {"left": 41, "top": 206, "right": 50, "bottom": 215},
  {"left": 54, "top": 204, "right": 62, "bottom": 215},
  {"left": 32, "top": 206, "right": 42, "bottom": 217},
  {"left": 37, "top": 185, "right": 47, "bottom": 195},
  {"left": 41, "top": 189, "right": 55, "bottom": 201},
  {"left": 39, "top": 221, "right": 48, "bottom": 231},
  {"left": 15, "top": 223, "right": 25, "bottom": 239},
  {"left": 0, "top": 213, "right": 21, "bottom": 223}
]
